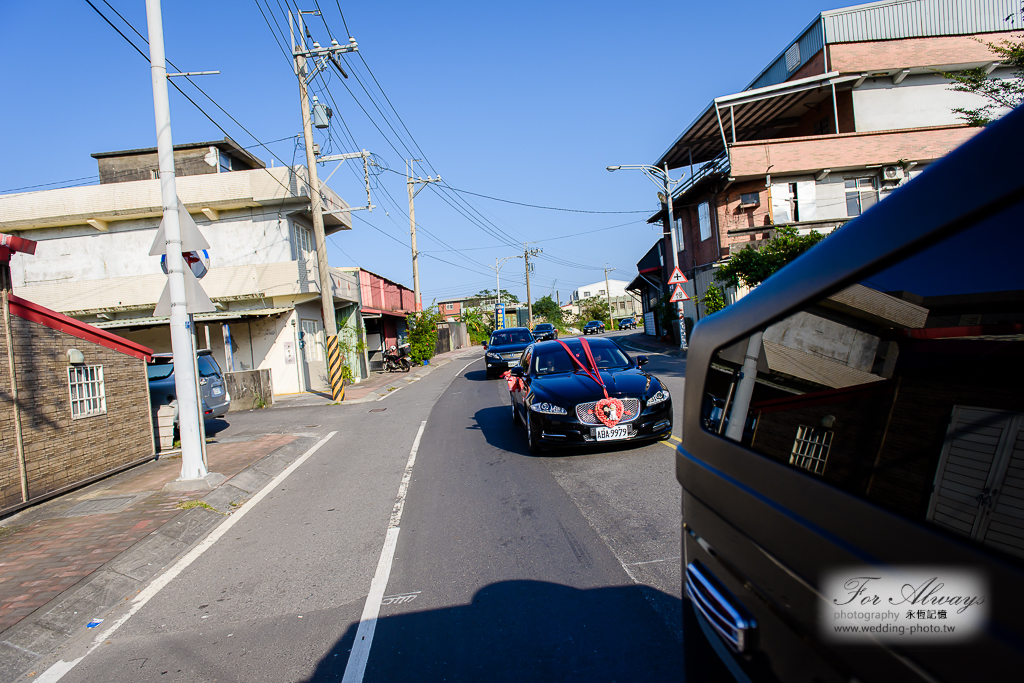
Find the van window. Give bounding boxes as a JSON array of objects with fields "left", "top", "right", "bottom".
[
  {"left": 703, "top": 204, "right": 1024, "bottom": 565},
  {"left": 197, "top": 355, "right": 222, "bottom": 379}
]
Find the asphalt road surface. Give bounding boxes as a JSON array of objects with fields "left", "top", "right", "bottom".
[{"left": 47, "top": 332, "right": 687, "bottom": 682}]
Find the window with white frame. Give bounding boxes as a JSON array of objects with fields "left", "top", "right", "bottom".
[
  {"left": 844, "top": 177, "right": 878, "bottom": 217},
  {"left": 301, "top": 319, "right": 323, "bottom": 362},
  {"left": 446, "top": 302, "right": 455, "bottom": 311},
  {"left": 296, "top": 224, "right": 315, "bottom": 256},
  {"left": 698, "top": 201, "right": 712, "bottom": 241},
  {"left": 69, "top": 365, "right": 106, "bottom": 419},
  {"left": 789, "top": 425, "right": 833, "bottom": 475}
]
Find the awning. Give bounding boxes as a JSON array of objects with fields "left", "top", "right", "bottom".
[
  {"left": 93, "top": 307, "right": 292, "bottom": 330},
  {"left": 362, "top": 307, "right": 412, "bottom": 318},
  {"left": 626, "top": 273, "right": 662, "bottom": 294},
  {"left": 656, "top": 71, "right": 862, "bottom": 168}
]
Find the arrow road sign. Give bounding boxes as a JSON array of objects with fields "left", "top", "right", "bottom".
[
  {"left": 669, "top": 284, "right": 690, "bottom": 302},
  {"left": 668, "top": 267, "right": 688, "bottom": 284}
]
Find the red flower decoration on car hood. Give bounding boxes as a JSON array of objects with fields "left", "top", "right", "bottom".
[{"left": 594, "top": 397, "right": 626, "bottom": 427}]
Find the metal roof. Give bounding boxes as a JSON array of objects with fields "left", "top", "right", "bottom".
[
  {"left": 657, "top": 71, "right": 861, "bottom": 168},
  {"left": 748, "top": 0, "right": 1018, "bottom": 90},
  {"left": 92, "top": 307, "right": 292, "bottom": 330}
]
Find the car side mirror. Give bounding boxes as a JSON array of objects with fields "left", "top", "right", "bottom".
[
  {"left": 482, "top": 343, "right": 488, "bottom": 349},
  {"left": 637, "top": 355, "right": 649, "bottom": 367},
  {"left": 510, "top": 366, "right": 525, "bottom": 377}
]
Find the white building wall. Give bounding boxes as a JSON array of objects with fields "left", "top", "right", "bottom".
[
  {"left": 572, "top": 279, "right": 631, "bottom": 301},
  {"left": 852, "top": 70, "right": 1012, "bottom": 132},
  {"left": 11, "top": 206, "right": 297, "bottom": 288}
]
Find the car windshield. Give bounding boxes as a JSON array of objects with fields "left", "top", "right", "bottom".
[
  {"left": 534, "top": 324, "right": 552, "bottom": 331},
  {"left": 587, "top": 321, "right": 601, "bottom": 326},
  {"left": 533, "top": 342, "right": 630, "bottom": 375},
  {"left": 147, "top": 363, "right": 173, "bottom": 381},
  {"left": 490, "top": 330, "right": 533, "bottom": 345}
]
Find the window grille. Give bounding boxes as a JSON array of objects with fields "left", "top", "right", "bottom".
[
  {"left": 69, "top": 365, "right": 106, "bottom": 419},
  {"left": 789, "top": 425, "right": 832, "bottom": 474}
]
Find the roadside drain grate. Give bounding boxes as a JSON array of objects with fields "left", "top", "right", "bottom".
[
  {"left": 369, "top": 408, "right": 387, "bottom": 413},
  {"left": 65, "top": 496, "right": 138, "bottom": 517}
]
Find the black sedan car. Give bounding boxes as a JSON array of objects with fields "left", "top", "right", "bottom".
[
  {"left": 582, "top": 320, "right": 605, "bottom": 335},
  {"left": 508, "top": 337, "right": 672, "bottom": 454},
  {"left": 618, "top": 318, "right": 636, "bottom": 330},
  {"left": 484, "top": 327, "right": 534, "bottom": 379},
  {"left": 532, "top": 322, "right": 558, "bottom": 341}
]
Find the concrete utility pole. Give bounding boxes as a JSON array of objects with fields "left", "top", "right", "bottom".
[
  {"left": 603, "top": 265, "right": 614, "bottom": 326},
  {"left": 145, "top": 0, "right": 209, "bottom": 484},
  {"left": 407, "top": 159, "right": 441, "bottom": 308},
  {"left": 290, "top": 10, "right": 358, "bottom": 401},
  {"left": 523, "top": 245, "right": 542, "bottom": 326}
]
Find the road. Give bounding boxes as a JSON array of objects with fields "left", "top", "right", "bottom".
[{"left": 48, "top": 331, "right": 687, "bottom": 682}]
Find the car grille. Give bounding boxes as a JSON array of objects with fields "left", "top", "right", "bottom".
[
  {"left": 501, "top": 353, "right": 520, "bottom": 360},
  {"left": 575, "top": 398, "right": 641, "bottom": 425}
]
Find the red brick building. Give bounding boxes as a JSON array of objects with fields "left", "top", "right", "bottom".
[
  {"left": 1, "top": 296, "right": 154, "bottom": 516},
  {"left": 640, "top": 0, "right": 1017, "bottom": 339}
]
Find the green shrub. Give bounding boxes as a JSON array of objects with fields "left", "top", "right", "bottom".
[{"left": 406, "top": 305, "right": 444, "bottom": 364}]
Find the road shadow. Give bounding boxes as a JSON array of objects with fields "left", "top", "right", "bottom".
[
  {"left": 203, "top": 416, "right": 231, "bottom": 437},
  {"left": 303, "top": 580, "right": 684, "bottom": 682},
  {"left": 464, "top": 369, "right": 491, "bottom": 382}
]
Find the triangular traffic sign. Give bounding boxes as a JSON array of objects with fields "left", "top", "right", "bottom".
[
  {"left": 668, "top": 267, "right": 688, "bottom": 284},
  {"left": 150, "top": 198, "right": 211, "bottom": 256},
  {"left": 669, "top": 284, "right": 689, "bottom": 302}
]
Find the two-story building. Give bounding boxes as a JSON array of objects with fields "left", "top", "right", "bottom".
[
  {"left": 568, "top": 279, "right": 642, "bottom": 323},
  {"left": 0, "top": 139, "right": 359, "bottom": 395},
  {"left": 640, "top": 0, "right": 1017, "bottom": 339}
]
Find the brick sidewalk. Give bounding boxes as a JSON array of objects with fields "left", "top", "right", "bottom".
[{"left": 0, "top": 434, "right": 295, "bottom": 636}]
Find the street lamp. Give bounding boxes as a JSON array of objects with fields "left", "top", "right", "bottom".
[{"left": 607, "top": 163, "right": 688, "bottom": 349}]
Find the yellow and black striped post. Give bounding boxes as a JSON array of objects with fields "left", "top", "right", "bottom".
[{"left": 326, "top": 334, "right": 346, "bottom": 401}]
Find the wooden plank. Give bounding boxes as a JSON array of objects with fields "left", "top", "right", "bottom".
[
  {"left": 984, "top": 530, "right": 1024, "bottom": 552},
  {"left": 939, "top": 480, "right": 985, "bottom": 497},
  {"left": 946, "top": 459, "right": 991, "bottom": 476},
  {"left": 934, "top": 503, "right": 975, "bottom": 524},
  {"left": 986, "top": 517, "right": 1024, "bottom": 538},
  {"left": 949, "top": 439, "right": 998, "bottom": 456},
  {"left": 935, "top": 497, "right": 981, "bottom": 516}
]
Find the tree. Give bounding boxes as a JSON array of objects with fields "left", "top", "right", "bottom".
[
  {"left": 460, "top": 306, "right": 492, "bottom": 345},
  {"left": 578, "top": 296, "right": 610, "bottom": 326},
  {"left": 701, "top": 285, "right": 728, "bottom": 315},
  {"left": 943, "top": 8, "right": 1024, "bottom": 126},
  {"left": 405, "top": 305, "right": 444, "bottom": 364},
  {"left": 532, "top": 294, "right": 562, "bottom": 323},
  {"left": 715, "top": 226, "right": 827, "bottom": 289},
  {"left": 474, "top": 289, "right": 519, "bottom": 305}
]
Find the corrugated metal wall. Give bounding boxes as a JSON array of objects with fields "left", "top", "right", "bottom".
[
  {"left": 824, "top": 0, "right": 1018, "bottom": 43},
  {"left": 750, "top": 19, "right": 825, "bottom": 90}
]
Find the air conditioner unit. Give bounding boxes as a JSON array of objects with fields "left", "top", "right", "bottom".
[{"left": 882, "top": 165, "right": 904, "bottom": 181}]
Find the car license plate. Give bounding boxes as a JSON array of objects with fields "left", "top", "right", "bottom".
[
  {"left": 507, "top": 360, "right": 519, "bottom": 367},
  {"left": 211, "top": 387, "right": 223, "bottom": 396},
  {"left": 594, "top": 426, "right": 629, "bottom": 441}
]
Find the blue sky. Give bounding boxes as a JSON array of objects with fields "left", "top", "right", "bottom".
[{"left": 0, "top": 0, "right": 835, "bottom": 306}]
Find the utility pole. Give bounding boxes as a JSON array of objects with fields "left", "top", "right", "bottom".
[
  {"left": 407, "top": 159, "right": 441, "bottom": 308},
  {"left": 145, "top": 0, "right": 209, "bottom": 484},
  {"left": 290, "top": 9, "right": 358, "bottom": 401},
  {"left": 603, "top": 265, "right": 614, "bottom": 327},
  {"left": 491, "top": 255, "right": 522, "bottom": 329},
  {"left": 523, "top": 244, "right": 542, "bottom": 326}
]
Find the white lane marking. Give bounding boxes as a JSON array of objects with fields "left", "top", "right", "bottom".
[
  {"left": 342, "top": 420, "right": 427, "bottom": 683},
  {"left": 36, "top": 431, "right": 338, "bottom": 683},
  {"left": 622, "top": 556, "right": 681, "bottom": 567},
  {"left": 457, "top": 356, "right": 482, "bottom": 375}
]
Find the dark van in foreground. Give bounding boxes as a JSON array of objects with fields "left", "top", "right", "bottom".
[{"left": 679, "top": 106, "right": 1024, "bottom": 682}]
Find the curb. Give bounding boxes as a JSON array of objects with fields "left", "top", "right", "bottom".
[{"left": 0, "top": 435, "right": 319, "bottom": 683}]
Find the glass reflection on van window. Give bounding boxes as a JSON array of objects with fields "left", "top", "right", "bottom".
[{"left": 703, "top": 210, "right": 1024, "bottom": 565}]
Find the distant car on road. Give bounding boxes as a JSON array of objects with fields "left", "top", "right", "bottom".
[
  {"left": 508, "top": 337, "right": 671, "bottom": 454},
  {"left": 582, "top": 320, "right": 605, "bottom": 335},
  {"left": 532, "top": 322, "right": 558, "bottom": 341},
  {"left": 617, "top": 318, "right": 636, "bottom": 330},
  {"left": 484, "top": 327, "right": 535, "bottom": 379},
  {"left": 147, "top": 350, "right": 231, "bottom": 425}
]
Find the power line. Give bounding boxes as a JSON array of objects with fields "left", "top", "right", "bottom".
[{"left": 438, "top": 183, "right": 651, "bottom": 214}]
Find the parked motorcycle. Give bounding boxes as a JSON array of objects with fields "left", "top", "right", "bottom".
[{"left": 383, "top": 343, "right": 412, "bottom": 373}]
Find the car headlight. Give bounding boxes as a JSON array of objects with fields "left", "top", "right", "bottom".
[
  {"left": 530, "top": 402, "right": 567, "bottom": 415},
  {"left": 646, "top": 389, "right": 669, "bottom": 406},
  {"left": 486, "top": 351, "right": 500, "bottom": 358}
]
